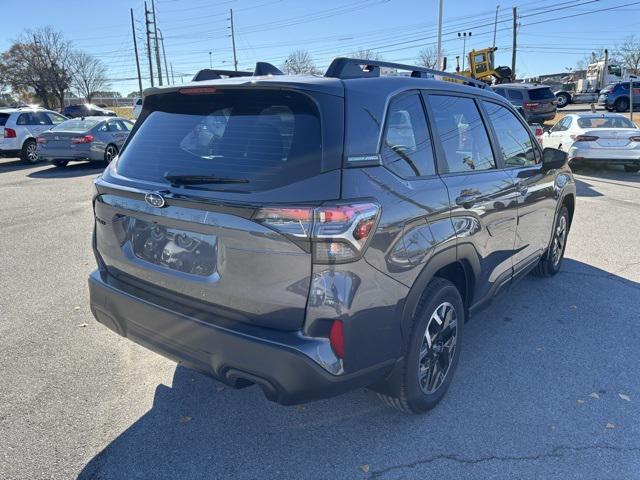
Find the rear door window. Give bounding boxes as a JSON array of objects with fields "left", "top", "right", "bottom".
[
  {"left": 507, "top": 89, "right": 524, "bottom": 101},
  {"left": 427, "top": 95, "right": 496, "bottom": 173},
  {"left": 380, "top": 93, "right": 435, "bottom": 178},
  {"left": 482, "top": 101, "right": 539, "bottom": 167},
  {"left": 116, "top": 90, "right": 323, "bottom": 192}
]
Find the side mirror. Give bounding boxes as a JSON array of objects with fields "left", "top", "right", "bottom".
[{"left": 542, "top": 147, "right": 567, "bottom": 171}]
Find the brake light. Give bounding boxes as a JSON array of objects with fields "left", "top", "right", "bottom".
[
  {"left": 523, "top": 102, "right": 540, "bottom": 109},
  {"left": 3, "top": 128, "right": 16, "bottom": 138},
  {"left": 36, "top": 136, "right": 47, "bottom": 144},
  {"left": 329, "top": 320, "right": 345, "bottom": 358},
  {"left": 629, "top": 136, "right": 640, "bottom": 142},
  {"left": 571, "top": 135, "right": 598, "bottom": 142},
  {"left": 71, "top": 134, "right": 94, "bottom": 144},
  {"left": 179, "top": 87, "right": 218, "bottom": 95},
  {"left": 253, "top": 202, "right": 381, "bottom": 264}
]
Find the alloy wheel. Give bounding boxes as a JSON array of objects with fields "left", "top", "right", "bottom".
[
  {"left": 105, "top": 146, "right": 117, "bottom": 163},
  {"left": 27, "top": 142, "right": 38, "bottom": 162},
  {"left": 418, "top": 302, "right": 458, "bottom": 394},
  {"left": 551, "top": 214, "right": 567, "bottom": 267}
]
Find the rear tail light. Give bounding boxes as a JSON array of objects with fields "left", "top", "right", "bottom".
[
  {"left": 3, "top": 128, "right": 16, "bottom": 138},
  {"left": 571, "top": 134, "right": 598, "bottom": 142},
  {"left": 254, "top": 201, "right": 381, "bottom": 264},
  {"left": 629, "top": 136, "right": 640, "bottom": 142},
  {"left": 36, "top": 136, "right": 47, "bottom": 144},
  {"left": 71, "top": 134, "right": 94, "bottom": 144},
  {"left": 329, "top": 319, "right": 345, "bottom": 358},
  {"left": 523, "top": 102, "right": 540, "bottom": 109}
]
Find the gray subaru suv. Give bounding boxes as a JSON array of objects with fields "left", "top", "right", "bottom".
[{"left": 89, "top": 59, "right": 576, "bottom": 414}]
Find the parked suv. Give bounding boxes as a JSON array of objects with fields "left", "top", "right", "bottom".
[
  {"left": 0, "top": 107, "right": 68, "bottom": 162},
  {"left": 492, "top": 83, "right": 557, "bottom": 124},
  {"left": 62, "top": 103, "right": 117, "bottom": 118},
  {"left": 89, "top": 59, "right": 576, "bottom": 414},
  {"left": 598, "top": 81, "right": 640, "bottom": 112}
]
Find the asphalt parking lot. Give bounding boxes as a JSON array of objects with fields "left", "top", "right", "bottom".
[{"left": 1, "top": 157, "right": 639, "bottom": 480}]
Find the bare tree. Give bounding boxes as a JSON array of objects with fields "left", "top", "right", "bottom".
[
  {"left": 282, "top": 50, "right": 319, "bottom": 75},
  {"left": 616, "top": 35, "right": 640, "bottom": 75},
  {"left": 417, "top": 46, "right": 439, "bottom": 69},
  {"left": 350, "top": 48, "right": 384, "bottom": 61},
  {"left": 71, "top": 52, "right": 109, "bottom": 102},
  {"left": 0, "top": 27, "right": 73, "bottom": 108}
]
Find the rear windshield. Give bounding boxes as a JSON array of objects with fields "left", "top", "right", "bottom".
[
  {"left": 0, "top": 113, "right": 9, "bottom": 127},
  {"left": 577, "top": 117, "right": 636, "bottom": 129},
  {"left": 53, "top": 118, "right": 102, "bottom": 131},
  {"left": 116, "top": 89, "right": 322, "bottom": 192},
  {"left": 528, "top": 87, "right": 555, "bottom": 101}
]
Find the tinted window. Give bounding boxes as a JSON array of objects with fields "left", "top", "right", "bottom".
[
  {"left": 494, "top": 88, "right": 506, "bottom": 98},
  {"left": 16, "top": 113, "right": 31, "bottom": 125},
  {"left": 0, "top": 114, "right": 9, "bottom": 127},
  {"left": 483, "top": 102, "right": 538, "bottom": 167},
  {"left": 108, "top": 120, "right": 126, "bottom": 132},
  {"left": 52, "top": 118, "right": 102, "bottom": 132},
  {"left": 380, "top": 93, "right": 435, "bottom": 178},
  {"left": 577, "top": 116, "right": 636, "bottom": 128},
  {"left": 551, "top": 116, "right": 570, "bottom": 132},
  {"left": 117, "top": 90, "right": 322, "bottom": 192},
  {"left": 429, "top": 95, "right": 496, "bottom": 173},
  {"left": 507, "top": 89, "right": 524, "bottom": 101},
  {"left": 528, "top": 87, "right": 555, "bottom": 101},
  {"left": 120, "top": 120, "right": 134, "bottom": 131}
]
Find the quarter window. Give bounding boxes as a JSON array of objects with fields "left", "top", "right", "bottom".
[
  {"left": 380, "top": 93, "right": 436, "bottom": 178},
  {"left": 428, "top": 95, "right": 496, "bottom": 173},
  {"left": 507, "top": 89, "right": 524, "bottom": 101},
  {"left": 482, "top": 102, "right": 539, "bottom": 167}
]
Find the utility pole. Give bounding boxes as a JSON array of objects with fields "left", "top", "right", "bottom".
[
  {"left": 170, "top": 63, "right": 175, "bottom": 85},
  {"left": 436, "top": 0, "right": 444, "bottom": 70},
  {"left": 492, "top": 5, "right": 500, "bottom": 48},
  {"left": 144, "top": 1, "right": 154, "bottom": 87},
  {"left": 151, "top": 0, "right": 163, "bottom": 85},
  {"left": 630, "top": 74, "right": 637, "bottom": 122},
  {"left": 209, "top": 51, "right": 213, "bottom": 69},
  {"left": 229, "top": 9, "right": 238, "bottom": 71},
  {"left": 511, "top": 6, "right": 517, "bottom": 80},
  {"left": 158, "top": 29, "right": 170, "bottom": 85},
  {"left": 130, "top": 8, "right": 143, "bottom": 95}
]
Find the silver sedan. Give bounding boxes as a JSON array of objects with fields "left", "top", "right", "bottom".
[
  {"left": 542, "top": 113, "right": 640, "bottom": 172},
  {"left": 35, "top": 116, "right": 134, "bottom": 167}
]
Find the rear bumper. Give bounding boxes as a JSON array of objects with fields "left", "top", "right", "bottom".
[
  {"left": 569, "top": 147, "right": 640, "bottom": 165},
  {"left": 526, "top": 111, "right": 555, "bottom": 123},
  {"left": 37, "top": 145, "right": 103, "bottom": 162},
  {"left": 88, "top": 270, "right": 394, "bottom": 405}
]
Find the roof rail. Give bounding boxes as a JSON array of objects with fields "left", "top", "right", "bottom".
[{"left": 325, "top": 57, "right": 488, "bottom": 89}]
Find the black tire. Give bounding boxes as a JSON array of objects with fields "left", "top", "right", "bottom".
[
  {"left": 556, "top": 92, "right": 571, "bottom": 109},
  {"left": 614, "top": 97, "right": 629, "bottom": 112},
  {"left": 624, "top": 165, "right": 640, "bottom": 173},
  {"left": 104, "top": 144, "right": 118, "bottom": 164},
  {"left": 533, "top": 205, "right": 569, "bottom": 277},
  {"left": 378, "top": 278, "right": 464, "bottom": 414},
  {"left": 51, "top": 160, "right": 68, "bottom": 168},
  {"left": 20, "top": 138, "right": 39, "bottom": 164}
]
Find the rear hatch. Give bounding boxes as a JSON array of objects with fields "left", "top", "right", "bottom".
[
  {"left": 94, "top": 85, "right": 344, "bottom": 331},
  {"left": 526, "top": 87, "right": 556, "bottom": 114}
]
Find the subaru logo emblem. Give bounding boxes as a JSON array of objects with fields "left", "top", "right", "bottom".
[{"left": 145, "top": 192, "right": 165, "bottom": 208}]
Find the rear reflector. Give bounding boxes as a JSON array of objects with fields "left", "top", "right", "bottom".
[
  {"left": 329, "top": 320, "right": 345, "bottom": 359},
  {"left": 179, "top": 87, "right": 218, "bottom": 95},
  {"left": 3, "top": 128, "right": 16, "bottom": 138}
]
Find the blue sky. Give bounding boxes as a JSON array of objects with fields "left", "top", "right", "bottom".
[{"left": 2, "top": 0, "right": 639, "bottom": 95}]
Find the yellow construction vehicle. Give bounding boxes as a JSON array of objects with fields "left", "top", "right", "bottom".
[{"left": 455, "top": 47, "right": 513, "bottom": 84}]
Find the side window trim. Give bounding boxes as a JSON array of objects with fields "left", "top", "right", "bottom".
[
  {"left": 422, "top": 90, "right": 499, "bottom": 175},
  {"left": 479, "top": 98, "right": 543, "bottom": 169},
  {"left": 377, "top": 89, "right": 439, "bottom": 180}
]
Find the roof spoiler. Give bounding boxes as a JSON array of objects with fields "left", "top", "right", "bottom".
[
  {"left": 324, "top": 57, "right": 488, "bottom": 89},
  {"left": 192, "top": 62, "right": 284, "bottom": 82}
]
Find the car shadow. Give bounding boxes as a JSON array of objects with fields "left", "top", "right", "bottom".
[
  {"left": 0, "top": 157, "right": 36, "bottom": 174},
  {"left": 77, "top": 259, "right": 640, "bottom": 480},
  {"left": 575, "top": 165, "right": 640, "bottom": 185},
  {"left": 27, "top": 161, "right": 105, "bottom": 179},
  {"left": 574, "top": 178, "right": 603, "bottom": 197}
]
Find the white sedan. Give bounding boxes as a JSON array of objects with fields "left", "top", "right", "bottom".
[{"left": 542, "top": 113, "right": 640, "bottom": 172}]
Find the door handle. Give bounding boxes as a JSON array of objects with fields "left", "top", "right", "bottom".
[
  {"left": 455, "top": 194, "right": 478, "bottom": 208},
  {"left": 517, "top": 182, "right": 528, "bottom": 195}
]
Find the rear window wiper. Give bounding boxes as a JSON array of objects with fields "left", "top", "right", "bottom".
[{"left": 164, "top": 173, "right": 250, "bottom": 185}]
